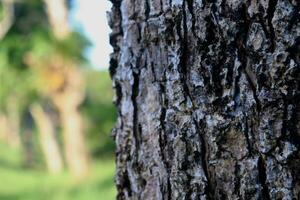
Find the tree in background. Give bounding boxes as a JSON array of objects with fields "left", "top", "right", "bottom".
[
  {"left": 0, "top": 0, "right": 14, "bottom": 40},
  {"left": 0, "top": 97, "right": 21, "bottom": 148},
  {"left": 109, "top": 0, "right": 299, "bottom": 199},
  {"left": 0, "top": 0, "right": 21, "bottom": 149},
  {"left": 1, "top": 0, "right": 50, "bottom": 158},
  {"left": 43, "top": 0, "right": 90, "bottom": 178},
  {"left": 30, "top": 104, "right": 64, "bottom": 174},
  {"left": 0, "top": 0, "right": 90, "bottom": 178}
]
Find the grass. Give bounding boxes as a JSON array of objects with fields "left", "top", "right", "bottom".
[{"left": 0, "top": 142, "right": 116, "bottom": 200}]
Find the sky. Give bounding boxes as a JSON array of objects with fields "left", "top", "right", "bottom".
[{"left": 70, "top": 0, "right": 113, "bottom": 70}]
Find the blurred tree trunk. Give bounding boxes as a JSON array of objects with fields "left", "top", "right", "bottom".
[
  {"left": 43, "top": 0, "right": 70, "bottom": 39},
  {"left": 43, "top": 0, "right": 90, "bottom": 178},
  {"left": 109, "top": 0, "right": 300, "bottom": 199},
  {"left": 22, "top": 130, "right": 35, "bottom": 168},
  {"left": 0, "top": 113, "right": 19, "bottom": 147},
  {"left": 30, "top": 104, "right": 64, "bottom": 174},
  {"left": 0, "top": 0, "right": 14, "bottom": 40},
  {"left": 0, "top": 99, "right": 21, "bottom": 148},
  {"left": 0, "top": 114, "right": 9, "bottom": 141},
  {"left": 6, "top": 98, "right": 21, "bottom": 147},
  {"left": 52, "top": 68, "right": 90, "bottom": 178}
]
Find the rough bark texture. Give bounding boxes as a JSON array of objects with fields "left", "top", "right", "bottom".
[{"left": 109, "top": 0, "right": 300, "bottom": 199}]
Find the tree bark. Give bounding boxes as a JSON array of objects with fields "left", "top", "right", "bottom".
[{"left": 109, "top": 0, "right": 300, "bottom": 199}]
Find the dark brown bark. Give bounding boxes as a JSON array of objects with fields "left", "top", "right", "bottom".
[{"left": 109, "top": 0, "right": 300, "bottom": 199}]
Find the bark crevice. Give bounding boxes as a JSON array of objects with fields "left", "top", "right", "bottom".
[
  {"left": 258, "top": 156, "right": 271, "bottom": 200},
  {"left": 266, "top": 0, "right": 278, "bottom": 52}
]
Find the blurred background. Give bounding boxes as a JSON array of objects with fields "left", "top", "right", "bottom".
[{"left": 0, "top": 0, "right": 116, "bottom": 199}]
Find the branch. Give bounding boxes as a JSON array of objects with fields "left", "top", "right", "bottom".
[
  {"left": 0, "top": 0, "right": 14, "bottom": 40},
  {"left": 43, "top": 0, "right": 70, "bottom": 39}
]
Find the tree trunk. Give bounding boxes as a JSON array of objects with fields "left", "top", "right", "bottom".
[
  {"left": 22, "top": 130, "right": 35, "bottom": 168},
  {"left": 109, "top": 0, "right": 300, "bottom": 199},
  {"left": 43, "top": 0, "right": 90, "bottom": 178},
  {"left": 6, "top": 97, "right": 21, "bottom": 148},
  {"left": 43, "top": 0, "right": 70, "bottom": 39},
  {"left": 0, "top": 0, "right": 14, "bottom": 40},
  {"left": 59, "top": 103, "right": 90, "bottom": 178},
  {"left": 0, "top": 114, "right": 16, "bottom": 146},
  {"left": 30, "top": 104, "right": 64, "bottom": 174},
  {"left": 0, "top": 99, "right": 21, "bottom": 148},
  {"left": 52, "top": 68, "right": 90, "bottom": 178}
]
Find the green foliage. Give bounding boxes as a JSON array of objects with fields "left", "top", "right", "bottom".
[
  {"left": 55, "top": 32, "right": 91, "bottom": 63},
  {"left": 82, "top": 70, "right": 116, "bottom": 156},
  {"left": 0, "top": 2, "right": 4, "bottom": 21},
  {"left": 29, "top": 30, "right": 90, "bottom": 63},
  {"left": 0, "top": 0, "right": 90, "bottom": 109},
  {"left": 0, "top": 64, "right": 38, "bottom": 110},
  {"left": 0, "top": 33, "right": 31, "bottom": 70},
  {"left": 12, "top": 0, "right": 48, "bottom": 35}
]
